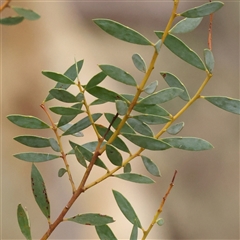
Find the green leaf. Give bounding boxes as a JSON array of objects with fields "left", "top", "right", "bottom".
[
  {"left": 90, "top": 99, "right": 108, "bottom": 106},
  {"left": 49, "top": 138, "right": 60, "bottom": 152},
  {"left": 134, "top": 102, "right": 170, "bottom": 117},
  {"left": 130, "top": 222, "right": 138, "bottom": 240},
  {"left": 68, "top": 213, "right": 114, "bottom": 226},
  {"left": 17, "top": 204, "right": 32, "bottom": 240},
  {"left": 58, "top": 168, "right": 67, "bottom": 177},
  {"left": 127, "top": 118, "right": 153, "bottom": 137},
  {"left": 0, "top": 16, "right": 24, "bottom": 25},
  {"left": 132, "top": 53, "right": 147, "bottom": 73},
  {"left": 14, "top": 135, "right": 51, "bottom": 148},
  {"left": 124, "top": 163, "right": 131, "bottom": 173},
  {"left": 160, "top": 72, "right": 190, "bottom": 101},
  {"left": 180, "top": 1, "right": 224, "bottom": 18},
  {"left": 105, "top": 113, "right": 135, "bottom": 134},
  {"left": 42, "top": 71, "right": 75, "bottom": 85},
  {"left": 106, "top": 144, "right": 123, "bottom": 166},
  {"left": 112, "top": 190, "right": 142, "bottom": 228},
  {"left": 132, "top": 114, "right": 170, "bottom": 125},
  {"left": 170, "top": 17, "right": 203, "bottom": 34},
  {"left": 162, "top": 137, "right": 213, "bottom": 151},
  {"left": 49, "top": 106, "right": 83, "bottom": 115},
  {"left": 49, "top": 88, "right": 83, "bottom": 103},
  {"left": 59, "top": 122, "right": 84, "bottom": 137},
  {"left": 12, "top": 7, "right": 40, "bottom": 20},
  {"left": 114, "top": 173, "right": 155, "bottom": 184},
  {"left": 93, "top": 18, "right": 152, "bottom": 45},
  {"left": 167, "top": 122, "right": 184, "bottom": 135},
  {"left": 85, "top": 72, "right": 107, "bottom": 90},
  {"left": 74, "top": 146, "right": 87, "bottom": 168},
  {"left": 204, "top": 49, "right": 214, "bottom": 73},
  {"left": 155, "top": 32, "right": 206, "bottom": 70},
  {"left": 156, "top": 218, "right": 164, "bottom": 226},
  {"left": 144, "top": 80, "right": 158, "bottom": 94},
  {"left": 69, "top": 141, "right": 107, "bottom": 170},
  {"left": 203, "top": 96, "right": 240, "bottom": 115},
  {"left": 95, "top": 225, "right": 118, "bottom": 240},
  {"left": 139, "top": 87, "right": 184, "bottom": 105},
  {"left": 99, "top": 65, "right": 137, "bottom": 86},
  {"left": 115, "top": 100, "right": 128, "bottom": 116},
  {"left": 141, "top": 156, "right": 161, "bottom": 177},
  {"left": 57, "top": 115, "right": 77, "bottom": 128},
  {"left": 82, "top": 141, "right": 105, "bottom": 152},
  {"left": 7, "top": 114, "right": 50, "bottom": 129},
  {"left": 122, "top": 133, "right": 171, "bottom": 151},
  {"left": 45, "top": 60, "right": 84, "bottom": 102},
  {"left": 96, "top": 125, "right": 130, "bottom": 153},
  {"left": 14, "top": 152, "right": 59, "bottom": 162},
  {"left": 62, "top": 113, "right": 102, "bottom": 136},
  {"left": 155, "top": 39, "right": 162, "bottom": 54},
  {"left": 31, "top": 164, "right": 50, "bottom": 219},
  {"left": 87, "top": 86, "right": 125, "bottom": 102}
]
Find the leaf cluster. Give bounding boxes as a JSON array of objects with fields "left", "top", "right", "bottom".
[{"left": 7, "top": 1, "right": 240, "bottom": 240}]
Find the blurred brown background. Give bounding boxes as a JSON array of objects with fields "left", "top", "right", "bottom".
[{"left": 1, "top": 1, "right": 239, "bottom": 239}]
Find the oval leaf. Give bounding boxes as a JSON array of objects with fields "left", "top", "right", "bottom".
[
  {"left": 63, "top": 113, "right": 102, "bottom": 136},
  {"left": 132, "top": 53, "right": 147, "bottom": 73},
  {"left": 204, "top": 49, "right": 214, "bottom": 73},
  {"left": 115, "top": 100, "right": 128, "bottom": 116},
  {"left": 85, "top": 71, "right": 107, "bottom": 90},
  {"left": 122, "top": 133, "right": 171, "bottom": 151},
  {"left": 112, "top": 190, "right": 142, "bottom": 228},
  {"left": 49, "top": 138, "right": 60, "bottom": 152},
  {"left": 59, "top": 122, "right": 84, "bottom": 137},
  {"left": 49, "top": 88, "right": 82, "bottom": 103},
  {"left": 144, "top": 80, "right": 158, "bottom": 94},
  {"left": 93, "top": 18, "right": 152, "bottom": 45},
  {"left": 167, "top": 122, "right": 184, "bottom": 135},
  {"left": 31, "top": 164, "right": 50, "bottom": 219},
  {"left": 155, "top": 32, "right": 206, "bottom": 70},
  {"left": 7, "top": 114, "right": 50, "bottom": 129},
  {"left": 106, "top": 144, "right": 123, "bottom": 166},
  {"left": 14, "top": 135, "right": 51, "bottom": 148},
  {"left": 99, "top": 64, "right": 137, "bottom": 86},
  {"left": 95, "top": 225, "right": 117, "bottom": 240},
  {"left": 180, "top": 1, "right": 224, "bottom": 18},
  {"left": 68, "top": 213, "right": 114, "bottom": 226},
  {"left": 45, "top": 60, "right": 84, "bottom": 102},
  {"left": 127, "top": 118, "right": 154, "bottom": 137},
  {"left": 141, "top": 156, "right": 161, "bottom": 177},
  {"left": 87, "top": 86, "right": 126, "bottom": 102},
  {"left": 17, "top": 204, "right": 32, "bottom": 240},
  {"left": 156, "top": 218, "right": 164, "bottom": 226},
  {"left": 42, "top": 71, "right": 75, "bottom": 85},
  {"left": 0, "top": 16, "right": 24, "bottom": 25},
  {"left": 162, "top": 137, "right": 213, "bottom": 151},
  {"left": 58, "top": 168, "right": 67, "bottom": 177},
  {"left": 170, "top": 17, "right": 203, "bottom": 34},
  {"left": 132, "top": 114, "right": 170, "bottom": 125},
  {"left": 203, "top": 96, "right": 240, "bottom": 115},
  {"left": 114, "top": 173, "right": 155, "bottom": 184},
  {"left": 139, "top": 87, "right": 184, "bottom": 105},
  {"left": 160, "top": 72, "right": 190, "bottom": 101},
  {"left": 124, "top": 163, "right": 132, "bottom": 173},
  {"left": 69, "top": 141, "right": 107, "bottom": 170},
  {"left": 74, "top": 146, "right": 87, "bottom": 168},
  {"left": 14, "top": 152, "right": 59, "bottom": 162},
  {"left": 134, "top": 102, "right": 170, "bottom": 116},
  {"left": 12, "top": 7, "right": 40, "bottom": 20},
  {"left": 49, "top": 106, "right": 83, "bottom": 115},
  {"left": 130, "top": 222, "right": 138, "bottom": 240}
]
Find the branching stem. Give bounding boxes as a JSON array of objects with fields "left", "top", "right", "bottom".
[{"left": 0, "top": 0, "right": 10, "bottom": 12}]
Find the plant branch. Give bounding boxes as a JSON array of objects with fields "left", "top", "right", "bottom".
[
  {"left": 0, "top": 0, "right": 10, "bottom": 12},
  {"left": 40, "top": 103, "right": 76, "bottom": 193},
  {"left": 142, "top": 170, "right": 178, "bottom": 240}
]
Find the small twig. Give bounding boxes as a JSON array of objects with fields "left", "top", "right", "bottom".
[
  {"left": 102, "top": 112, "right": 119, "bottom": 140},
  {"left": 208, "top": 0, "right": 213, "bottom": 50},
  {"left": 142, "top": 170, "right": 178, "bottom": 240},
  {"left": 0, "top": 0, "right": 11, "bottom": 12},
  {"left": 40, "top": 103, "right": 76, "bottom": 193}
]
